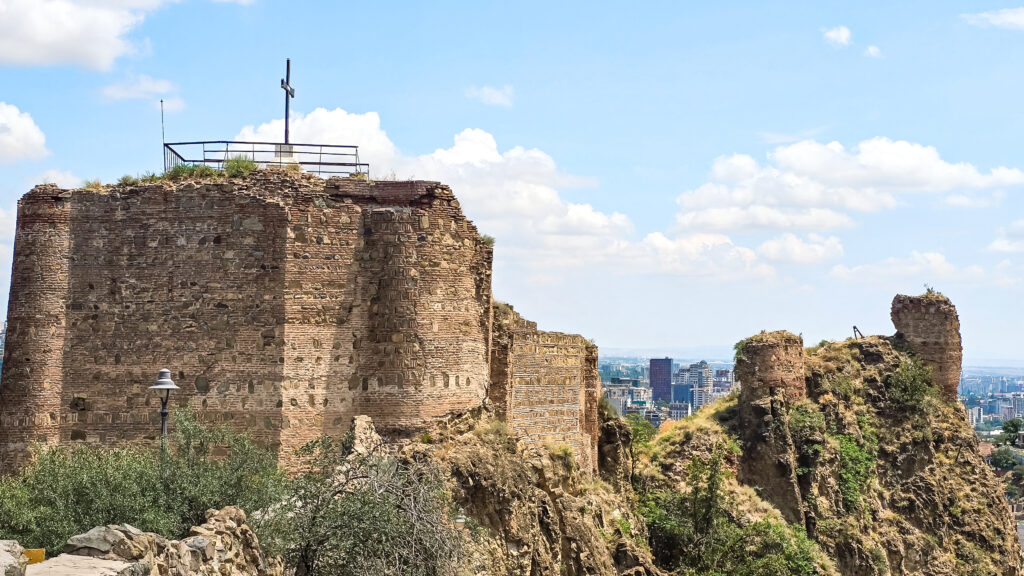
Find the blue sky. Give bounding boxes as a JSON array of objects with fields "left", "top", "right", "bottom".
[{"left": 3, "top": 1, "right": 1024, "bottom": 362}]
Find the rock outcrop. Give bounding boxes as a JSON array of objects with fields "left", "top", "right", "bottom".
[
  {"left": 402, "top": 414, "right": 660, "bottom": 576},
  {"left": 31, "top": 507, "right": 281, "bottom": 576},
  {"left": 0, "top": 541, "right": 27, "bottom": 576},
  {"left": 724, "top": 293, "right": 1022, "bottom": 575}
]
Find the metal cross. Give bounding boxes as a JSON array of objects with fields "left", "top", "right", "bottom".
[{"left": 281, "top": 58, "right": 295, "bottom": 144}]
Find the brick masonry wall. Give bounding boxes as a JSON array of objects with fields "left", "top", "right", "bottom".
[
  {"left": 890, "top": 293, "right": 962, "bottom": 401},
  {"left": 0, "top": 186, "right": 71, "bottom": 469},
  {"left": 735, "top": 331, "right": 806, "bottom": 404},
  {"left": 489, "top": 304, "right": 600, "bottom": 473},
  {"left": 0, "top": 173, "right": 494, "bottom": 469}
]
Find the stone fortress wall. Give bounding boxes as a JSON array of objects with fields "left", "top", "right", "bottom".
[
  {"left": 489, "top": 303, "right": 600, "bottom": 473},
  {"left": 0, "top": 172, "right": 599, "bottom": 472},
  {"left": 890, "top": 293, "right": 962, "bottom": 400},
  {"left": 734, "top": 330, "right": 806, "bottom": 405}
]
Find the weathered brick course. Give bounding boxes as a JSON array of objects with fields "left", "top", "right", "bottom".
[
  {"left": 489, "top": 303, "right": 600, "bottom": 473},
  {"left": 890, "top": 293, "right": 962, "bottom": 401},
  {"left": 0, "top": 173, "right": 494, "bottom": 469}
]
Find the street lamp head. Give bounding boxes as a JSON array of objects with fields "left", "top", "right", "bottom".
[{"left": 149, "top": 369, "right": 180, "bottom": 402}]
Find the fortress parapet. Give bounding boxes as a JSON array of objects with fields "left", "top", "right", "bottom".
[{"left": 890, "top": 293, "right": 962, "bottom": 401}]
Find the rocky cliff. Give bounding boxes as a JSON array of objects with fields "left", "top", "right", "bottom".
[
  {"left": 401, "top": 410, "right": 660, "bottom": 576},
  {"left": 718, "top": 293, "right": 1022, "bottom": 576}
]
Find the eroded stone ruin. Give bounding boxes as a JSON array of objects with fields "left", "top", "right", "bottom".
[{"left": 0, "top": 172, "right": 600, "bottom": 472}]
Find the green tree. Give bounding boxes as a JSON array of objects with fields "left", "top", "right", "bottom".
[
  {"left": 639, "top": 445, "right": 820, "bottom": 575},
  {"left": 259, "top": 434, "right": 464, "bottom": 576},
  {"left": 884, "top": 359, "right": 935, "bottom": 410},
  {"left": 626, "top": 413, "right": 656, "bottom": 445},
  {"left": 0, "top": 409, "right": 286, "bottom": 555},
  {"left": 991, "top": 446, "right": 1018, "bottom": 471},
  {"left": 626, "top": 413, "right": 657, "bottom": 483},
  {"left": 998, "top": 418, "right": 1022, "bottom": 447}
]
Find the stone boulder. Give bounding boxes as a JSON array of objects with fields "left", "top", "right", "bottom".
[
  {"left": 0, "top": 541, "right": 27, "bottom": 576},
  {"left": 33, "top": 507, "right": 282, "bottom": 576}
]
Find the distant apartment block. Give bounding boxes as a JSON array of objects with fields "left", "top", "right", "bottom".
[
  {"left": 968, "top": 406, "right": 983, "bottom": 427},
  {"left": 669, "top": 402, "right": 692, "bottom": 420}
]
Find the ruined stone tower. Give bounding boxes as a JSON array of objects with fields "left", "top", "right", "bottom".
[
  {"left": 734, "top": 331, "right": 805, "bottom": 525},
  {"left": 0, "top": 172, "right": 600, "bottom": 472},
  {"left": 890, "top": 293, "right": 962, "bottom": 400}
]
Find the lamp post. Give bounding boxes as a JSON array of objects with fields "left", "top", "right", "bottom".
[{"left": 149, "top": 369, "right": 180, "bottom": 444}]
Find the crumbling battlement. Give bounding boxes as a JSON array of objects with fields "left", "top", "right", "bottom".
[
  {"left": 890, "top": 293, "right": 962, "bottom": 401},
  {"left": 489, "top": 303, "right": 600, "bottom": 473},
  {"left": 0, "top": 172, "right": 495, "bottom": 469},
  {"left": 735, "top": 330, "right": 806, "bottom": 403},
  {"left": 734, "top": 330, "right": 805, "bottom": 525}
]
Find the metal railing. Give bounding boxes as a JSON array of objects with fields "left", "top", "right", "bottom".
[{"left": 163, "top": 141, "right": 370, "bottom": 177}]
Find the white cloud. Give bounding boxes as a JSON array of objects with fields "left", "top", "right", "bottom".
[
  {"left": 945, "top": 190, "right": 1004, "bottom": 208},
  {"left": 235, "top": 108, "right": 772, "bottom": 282},
  {"left": 990, "top": 219, "right": 1024, "bottom": 253},
  {"left": 160, "top": 97, "right": 186, "bottom": 113},
  {"left": 102, "top": 75, "right": 185, "bottom": 112},
  {"left": 0, "top": 0, "right": 252, "bottom": 70},
  {"left": 757, "top": 233, "right": 843, "bottom": 264},
  {"left": 962, "top": 8, "right": 1024, "bottom": 30},
  {"left": 823, "top": 25, "right": 852, "bottom": 47},
  {"left": 0, "top": 0, "right": 156, "bottom": 69},
  {"left": 0, "top": 102, "right": 49, "bottom": 163},
  {"left": 634, "top": 233, "right": 774, "bottom": 279},
  {"left": 36, "top": 169, "right": 82, "bottom": 188},
  {"left": 102, "top": 74, "right": 175, "bottom": 100},
  {"left": 831, "top": 251, "right": 983, "bottom": 283},
  {"left": 864, "top": 45, "right": 883, "bottom": 58},
  {"left": 758, "top": 127, "right": 826, "bottom": 144},
  {"left": 465, "top": 85, "right": 515, "bottom": 107},
  {"left": 674, "top": 138, "right": 1024, "bottom": 232}
]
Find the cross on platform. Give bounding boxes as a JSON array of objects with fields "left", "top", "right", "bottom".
[{"left": 281, "top": 58, "right": 295, "bottom": 144}]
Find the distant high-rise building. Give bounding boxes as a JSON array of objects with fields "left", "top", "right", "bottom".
[
  {"left": 650, "top": 358, "right": 673, "bottom": 402},
  {"left": 968, "top": 406, "right": 983, "bottom": 427},
  {"left": 672, "top": 383, "right": 693, "bottom": 404},
  {"left": 1012, "top": 393, "right": 1024, "bottom": 418}
]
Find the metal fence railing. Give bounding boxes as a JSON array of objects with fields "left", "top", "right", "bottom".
[{"left": 163, "top": 141, "right": 370, "bottom": 177}]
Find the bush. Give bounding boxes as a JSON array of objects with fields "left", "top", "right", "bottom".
[
  {"left": 789, "top": 401, "right": 825, "bottom": 464},
  {"left": 837, "top": 433, "right": 876, "bottom": 511},
  {"left": 117, "top": 174, "right": 140, "bottom": 186},
  {"left": 259, "top": 435, "right": 464, "bottom": 576},
  {"left": 0, "top": 408, "right": 286, "bottom": 555},
  {"left": 224, "top": 155, "right": 258, "bottom": 177},
  {"left": 885, "top": 359, "right": 935, "bottom": 409},
  {"left": 599, "top": 396, "right": 619, "bottom": 419},
  {"left": 639, "top": 446, "right": 821, "bottom": 575},
  {"left": 164, "top": 163, "right": 222, "bottom": 181},
  {"left": 991, "top": 446, "right": 1017, "bottom": 471}
]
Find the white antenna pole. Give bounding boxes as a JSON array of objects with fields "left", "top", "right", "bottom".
[{"left": 160, "top": 99, "right": 166, "bottom": 145}]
